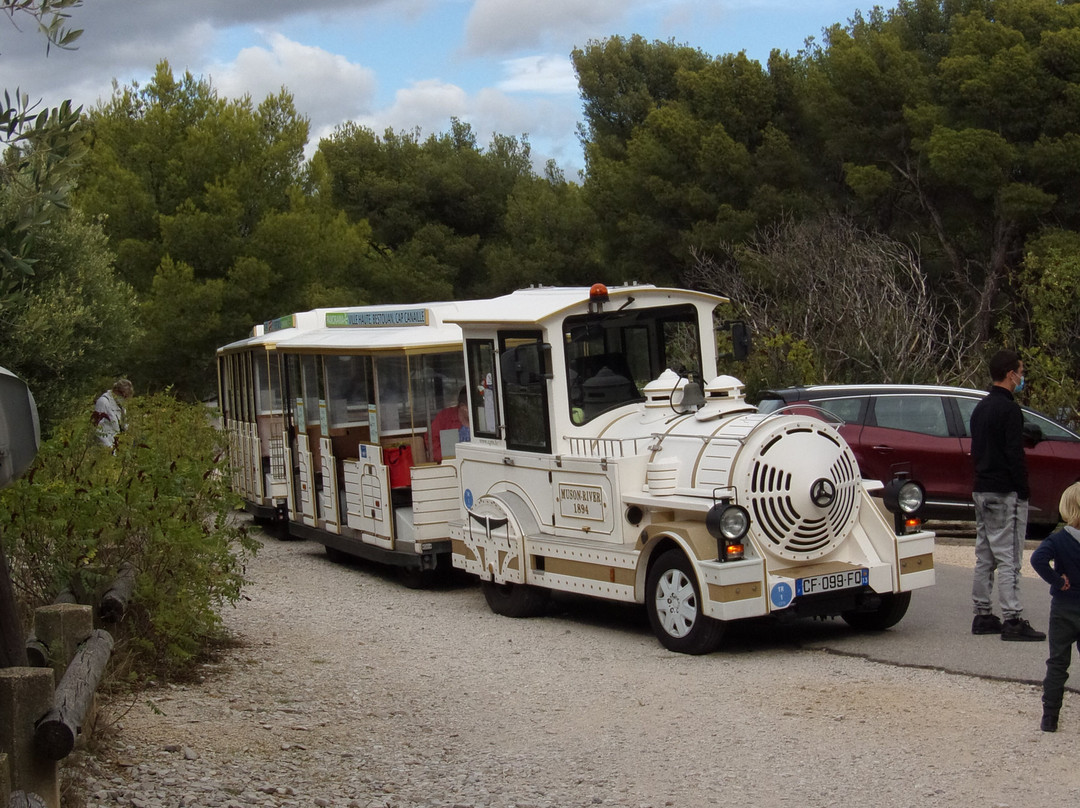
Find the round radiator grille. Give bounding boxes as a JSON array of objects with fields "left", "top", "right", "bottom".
[{"left": 739, "top": 420, "right": 861, "bottom": 561}]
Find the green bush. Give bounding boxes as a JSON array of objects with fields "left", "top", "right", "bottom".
[{"left": 0, "top": 393, "right": 257, "bottom": 680}]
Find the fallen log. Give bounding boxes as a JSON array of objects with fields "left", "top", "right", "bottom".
[
  {"left": 51, "top": 586, "right": 77, "bottom": 605},
  {"left": 33, "top": 630, "right": 113, "bottom": 761}
]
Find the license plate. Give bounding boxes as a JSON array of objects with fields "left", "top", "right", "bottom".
[{"left": 796, "top": 568, "right": 868, "bottom": 597}]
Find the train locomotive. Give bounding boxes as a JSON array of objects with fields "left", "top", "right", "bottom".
[{"left": 443, "top": 283, "right": 934, "bottom": 653}]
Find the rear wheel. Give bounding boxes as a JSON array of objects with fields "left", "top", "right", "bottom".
[
  {"left": 841, "top": 591, "right": 911, "bottom": 631},
  {"left": 646, "top": 550, "right": 724, "bottom": 654},
  {"left": 481, "top": 580, "right": 550, "bottom": 618}
]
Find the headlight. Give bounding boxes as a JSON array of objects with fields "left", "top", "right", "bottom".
[
  {"left": 883, "top": 477, "right": 925, "bottom": 516},
  {"left": 706, "top": 501, "right": 749, "bottom": 562},
  {"left": 896, "top": 481, "right": 925, "bottom": 514},
  {"left": 882, "top": 476, "right": 925, "bottom": 535}
]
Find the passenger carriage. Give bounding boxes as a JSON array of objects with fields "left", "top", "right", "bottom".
[{"left": 217, "top": 302, "right": 469, "bottom": 583}]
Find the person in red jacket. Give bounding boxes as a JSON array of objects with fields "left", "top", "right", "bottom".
[{"left": 430, "top": 387, "right": 469, "bottom": 463}]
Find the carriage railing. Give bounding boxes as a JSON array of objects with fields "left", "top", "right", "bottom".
[{"left": 565, "top": 435, "right": 653, "bottom": 459}]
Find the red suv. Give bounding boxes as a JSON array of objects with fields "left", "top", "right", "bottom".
[{"left": 756, "top": 385, "right": 1080, "bottom": 534}]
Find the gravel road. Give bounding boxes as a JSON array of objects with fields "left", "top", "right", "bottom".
[{"left": 73, "top": 522, "right": 1079, "bottom": 808}]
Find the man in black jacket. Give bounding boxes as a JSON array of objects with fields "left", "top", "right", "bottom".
[{"left": 970, "top": 350, "right": 1046, "bottom": 641}]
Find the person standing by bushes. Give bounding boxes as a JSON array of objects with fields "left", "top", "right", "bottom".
[{"left": 91, "top": 379, "right": 133, "bottom": 448}]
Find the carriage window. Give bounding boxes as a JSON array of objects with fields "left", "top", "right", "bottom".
[
  {"left": 283, "top": 354, "right": 305, "bottom": 431},
  {"left": 411, "top": 351, "right": 468, "bottom": 449},
  {"left": 255, "top": 351, "right": 283, "bottom": 415},
  {"left": 326, "top": 355, "right": 371, "bottom": 429},
  {"left": 301, "top": 355, "right": 321, "bottom": 430},
  {"left": 375, "top": 355, "right": 410, "bottom": 432},
  {"left": 500, "top": 332, "right": 550, "bottom": 453},
  {"left": 467, "top": 340, "right": 499, "bottom": 439}
]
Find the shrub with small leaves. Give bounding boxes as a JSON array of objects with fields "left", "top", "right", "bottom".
[{"left": 0, "top": 393, "right": 257, "bottom": 680}]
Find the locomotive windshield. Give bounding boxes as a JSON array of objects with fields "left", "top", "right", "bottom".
[{"left": 563, "top": 303, "right": 702, "bottom": 425}]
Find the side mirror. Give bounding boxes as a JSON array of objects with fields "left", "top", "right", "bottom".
[
  {"left": 730, "top": 321, "right": 751, "bottom": 362},
  {"left": 0, "top": 367, "right": 40, "bottom": 489},
  {"left": 1023, "top": 421, "right": 1043, "bottom": 448}
]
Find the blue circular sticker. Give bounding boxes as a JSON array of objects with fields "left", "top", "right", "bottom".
[
  {"left": 770, "top": 581, "right": 793, "bottom": 609},
  {"left": 463, "top": 488, "right": 474, "bottom": 509}
]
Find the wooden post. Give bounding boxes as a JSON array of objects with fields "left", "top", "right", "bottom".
[
  {"left": 31, "top": 606, "right": 91, "bottom": 682},
  {"left": 99, "top": 562, "right": 136, "bottom": 623},
  {"left": 0, "top": 669, "right": 57, "bottom": 808},
  {"left": 33, "top": 631, "right": 113, "bottom": 762},
  {"left": 0, "top": 751, "right": 10, "bottom": 806},
  {"left": 0, "top": 546, "right": 28, "bottom": 668}
]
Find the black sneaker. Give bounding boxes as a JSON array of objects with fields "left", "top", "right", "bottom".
[
  {"left": 1042, "top": 712, "right": 1059, "bottom": 732},
  {"left": 1001, "top": 618, "right": 1046, "bottom": 642},
  {"left": 972, "top": 613, "right": 1003, "bottom": 635}
]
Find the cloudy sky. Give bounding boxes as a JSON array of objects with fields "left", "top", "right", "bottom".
[{"left": 2, "top": 0, "right": 861, "bottom": 176}]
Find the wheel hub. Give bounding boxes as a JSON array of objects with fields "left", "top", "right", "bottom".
[{"left": 656, "top": 569, "right": 697, "bottom": 638}]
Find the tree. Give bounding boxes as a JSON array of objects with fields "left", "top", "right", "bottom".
[
  {"left": 688, "top": 215, "right": 975, "bottom": 394},
  {"left": 482, "top": 164, "right": 604, "bottom": 292},
  {"left": 808, "top": 0, "right": 1080, "bottom": 345},
  {"left": 1, "top": 0, "right": 86, "bottom": 309},
  {"left": 77, "top": 62, "right": 381, "bottom": 399},
  {"left": 317, "top": 120, "right": 549, "bottom": 299},
  {"left": 0, "top": 188, "right": 138, "bottom": 428},
  {"left": 573, "top": 37, "right": 820, "bottom": 285},
  {"left": 1015, "top": 229, "right": 1080, "bottom": 423}
]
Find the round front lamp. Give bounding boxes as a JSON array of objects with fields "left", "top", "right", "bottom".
[{"left": 706, "top": 501, "right": 750, "bottom": 562}]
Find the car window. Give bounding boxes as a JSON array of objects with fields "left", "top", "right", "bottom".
[
  {"left": 954, "top": 395, "right": 1080, "bottom": 442},
  {"left": 1023, "top": 409, "right": 1079, "bottom": 441},
  {"left": 954, "top": 396, "right": 978, "bottom": 437},
  {"left": 809, "top": 397, "right": 863, "bottom": 424},
  {"left": 871, "top": 395, "right": 949, "bottom": 437}
]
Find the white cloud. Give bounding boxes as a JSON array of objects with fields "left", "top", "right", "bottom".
[
  {"left": 343, "top": 79, "right": 584, "bottom": 173},
  {"left": 352, "top": 79, "right": 467, "bottom": 139},
  {"left": 209, "top": 33, "right": 378, "bottom": 132},
  {"left": 462, "top": 0, "right": 630, "bottom": 56},
  {"left": 497, "top": 55, "right": 578, "bottom": 94}
]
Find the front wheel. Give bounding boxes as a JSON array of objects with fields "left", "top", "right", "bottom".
[
  {"left": 481, "top": 580, "right": 550, "bottom": 618},
  {"left": 645, "top": 550, "right": 724, "bottom": 654},
  {"left": 841, "top": 591, "right": 911, "bottom": 631}
]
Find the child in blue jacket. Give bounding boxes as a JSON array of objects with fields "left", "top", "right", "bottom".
[{"left": 1030, "top": 482, "right": 1080, "bottom": 732}]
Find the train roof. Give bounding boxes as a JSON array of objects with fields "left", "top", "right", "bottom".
[
  {"left": 216, "top": 285, "right": 730, "bottom": 355},
  {"left": 216, "top": 302, "right": 464, "bottom": 355},
  {"left": 443, "top": 284, "right": 728, "bottom": 328}
]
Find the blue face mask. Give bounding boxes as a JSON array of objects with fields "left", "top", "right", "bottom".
[{"left": 1016, "top": 374, "right": 1025, "bottom": 393}]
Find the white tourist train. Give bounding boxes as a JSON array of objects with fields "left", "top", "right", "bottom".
[{"left": 217, "top": 283, "right": 935, "bottom": 652}]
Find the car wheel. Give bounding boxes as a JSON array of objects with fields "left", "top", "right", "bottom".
[
  {"left": 645, "top": 549, "right": 725, "bottom": 654},
  {"left": 841, "top": 591, "right": 911, "bottom": 631}
]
